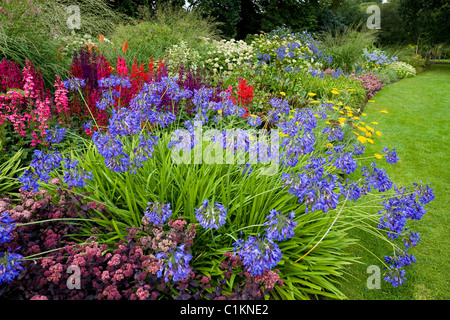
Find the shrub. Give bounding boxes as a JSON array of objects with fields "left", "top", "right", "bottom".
[
  {"left": 350, "top": 71, "right": 385, "bottom": 99},
  {"left": 391, "top": 62, "right": 416, "bottom": 79}
]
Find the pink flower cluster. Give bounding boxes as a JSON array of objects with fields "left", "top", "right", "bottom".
[{"left": 0, "top": 59, "right": 70, "bottom": 146}]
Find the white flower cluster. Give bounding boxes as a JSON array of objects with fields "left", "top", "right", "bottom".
[
  {"left": 201, "top": 38, "right": 254, "bottom": 76},
  {"left": 165, "top": 40, "right": 201, "bottom": 76},
  {"left": 391, "top": 61, "right": 416, "bottom": 79}
]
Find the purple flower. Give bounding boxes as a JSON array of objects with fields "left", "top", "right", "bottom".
[
  {"left": 233, "top": 234, "right": 282, "bottom": 276},
  {"left": 155, "top": 244, "right": 192, "bottom": 283},
  {"left": 361, "top": 162, "right": 393, "bottom": 192},
  {"left": 247, "top": 114, "right": 262, "bottom": 127},
  {"left": 194, "top": 199, "right": 227, "bottom": 230},
  {"left": 0, "top": 212, "right": 15, "bottom": 245},
  {"left": 144, "top": 201, "right": 172, "bottom": 225},
  {"left": 47, "top": 125, "right": 66, "bottom": 144},
  {"left": 63, "top": 77, "right": 86, "bottom": 90},
  {"left": 264, "top": 209, "right": 297, "bottom": 241},
  {"left": 384, "top": 268, "right": 406, "bottom": 287},
  {"left": 62, "top": 159, "right": 92, "bottom": 188},
  {"left": 0, "top": 247, "right": 24, "bottom": 285},
  {"left": 382, "top": 147, "right": 399, "bottom": 164}
]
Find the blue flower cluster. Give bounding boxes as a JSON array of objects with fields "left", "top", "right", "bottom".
[
  {"left": 0, "top": 212, "right": 15, "bottom": 245},
  {"left": 378, "top": 183, "right": 434, "bottom": 287},
  {"left": 233, "top": 234, "right": 282, "bottom": 276},
  {"left": 18, "top": 149, "right": 92, "bottom": 192},
  {"left": 46, "top": 125, "right": 67, "bottom": 144},
  {"left": 155, "top": 244, "right": 192, "bottom": 283},
  {"left": 361, "top": 162, "right": 393, "bottom": 192},
  {"left": 0, "top": 248, "right": 24, "bottom": 285},
  {"left": 194, "top": 199, "right": 227, "bottom": 230},
  {"left": 382, "top": 147, "right": 399, "bottom": 164},
  {"left": 264, "top": 209, "right": 297, "bottom": 241},
  {"left": 144, "top": 201, "right": 173, "bottom": 225},
  {"left": 63, "top": 77, "right": 86, "bottom": 91}
]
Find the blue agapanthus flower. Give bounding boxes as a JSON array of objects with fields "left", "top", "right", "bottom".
[
  {"left": 46, "top": 125, "right": 66, "bottom": 144},
  {"left": 264, "top": 209, "right": 297, "bottom": 241},
  {"left": 233, "top": 234, "right": 282, "bottom": 276},
  {"left": 383, "top": 267, "right": 407, "bottom": 287},
  {"left": 0, "top": 247, "right": 24, "bottom": 285},
  {"left": 0, "top": 212, "right": 15, "bottom": 245},
  {"left": 63, "top": 77, "right": 86, "bottom": 90},
  {"left": 144, "top": 201, "right": 172, "bottom": 225},
  {"left": 195, "top": 199, "right": 227, "bottom": 230},
  {"left": 382, "top": 147, "right": 399, "bottom": 164},
  {"left": 155, "top": 244, "right": 192, "bottom": 283}
]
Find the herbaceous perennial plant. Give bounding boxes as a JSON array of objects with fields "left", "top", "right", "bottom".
[{"left": 1, "top": 29, "right": 434, "bottom": 299}]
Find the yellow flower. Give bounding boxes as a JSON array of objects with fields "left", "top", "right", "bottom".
[
  {"left": 313, "top": 114, "right": 320, "bottom": 118},
  {"left": 353, "top": 116, "right": 360, "bottom": 120},
  {"left": 353, "top": 131, "right": 360, "bottom": 136},
  {"left": 368, "top": 100, "right": 375, "bottom": 103},
  {"left": 375, "top": 131, "right": 382, "bottom": 136},
  {"left": 336, "top": 102, "right": 343, "bottom": 106},
  {"left": 357, "top": 136, "right": 367, "bottom": 143},
  {"left": 338, "top": 117, "right": 346, "bottom": 123},
  {"left": 325, "top": 121, "right": 331, "bottom": 125},
  {"left": 360, "top": 121, "right": 365, "bottom": 125},
  {"left": 339, "top": 110, "right": 345, "bottom": 114},
  {"left": 332, "top": 106, "right": 339, "bottom": 110},
  {"left": 345, "top": 106, "right": 351, "bottom": 111},
  {"left": 362, "top": 113, "right": 367, "bottom": 116},
  {"left": 358, "top": 127, "right": 367, "bottom": 132},
  {"left": 348, "top": 88, "right": 355, "bottom": 91},
  {"left": 331, "top": 90, "right": 340, "bottom": 95},
  {"left": 217, "top": 110, "right": 222, "bottom": 114},
  {"left": 371, "top": 122, "right": 378, "bottom": 125},
  {"left": 326, "top": 143, "right": 333, "bottom": 148},
  {"left": 310, "top": 100, "right": 320, "bottom": 104},
  {"left": 327, "top": 100, "right": 334, "bottom": 104},
  {"left": 381, "top": 110, "right": 389, "bottom": 113},
  {"left": 374, "top": 154, "right": 382, "bottom": 159},
  {"left": 347, "top": 113, "right": 353, "bottom": 118},
  {"left": 365, "top": 131, "right": 373, "bottom": 137},
  {"left": 279, "top": 132, "right": 288, "bottom": 137},
  {"left": 308, "top": 92, "right": 316, "bottom": 96},
  {"left": 250, "top": 114, "right": 257, "bottom": 117},
  {"left": 366, "top": 125, "right": 374, "bottom": 132},
  {"left": 280, "top": 91, "right": 286, "bottom": 96},
  {"left": 332, "top": 87, "right": 339, "bottom": 90},
  {"left": 366, "top": 138, "right": 374, "bottom": 144}
]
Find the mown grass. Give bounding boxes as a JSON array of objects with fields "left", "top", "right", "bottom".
[{"left": 338, "top": 64, "right": 450, "bottom": 299}]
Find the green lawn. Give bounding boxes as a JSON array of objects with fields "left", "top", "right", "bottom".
[{"left": 338, "top": 64, "right": 450, "bottom": 300}]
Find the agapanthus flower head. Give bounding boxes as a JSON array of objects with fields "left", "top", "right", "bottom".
[
  {"left": 62, "top": 159, "right": 93, "bottom": 188},
  {"left": 0, "top": 247, "right": 24, "bottom": 285},
  {"left": 403, "top": 231, "right": 420, "bottom": 248},
  {"left": 0, "top": 212, "right": 15, "bottom": 245},
  {"left": 383, "top": 267, "right": 406, "bottom": 287},
  {"left": 264, "top": 209, "right": 297, "bottom": 241},
  {"left": 361, "top": 162, "right": 393, "bottom": 192},
  {"left": 233, "top": 234, "right": 282, "bottom": 276},
  {"left": 46, "top": 125, "right": 66, "bottom": 144},
  {"left": 195, "top": 199, "right": 227, "bottom": 230},
  {"left": 63, "top": 77, "right": 86, "bottom": 91},
  {"left": 382, "top": 147, "right": 399, "bottom": 164},
  {"left": 353, "top": 144, "right": 365, "bottom": 155},
  {"left": 144, "top": 201, "right": 172, "bottom": 225},
  {"left": 413, "top": 182, "right": 435, "bottom": 205},
  {"left": 247, "top": 114, "right": 262, "bottom": 127},
  {"left": 155, "top": 244, "right": 192, "bottom": 283}
]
